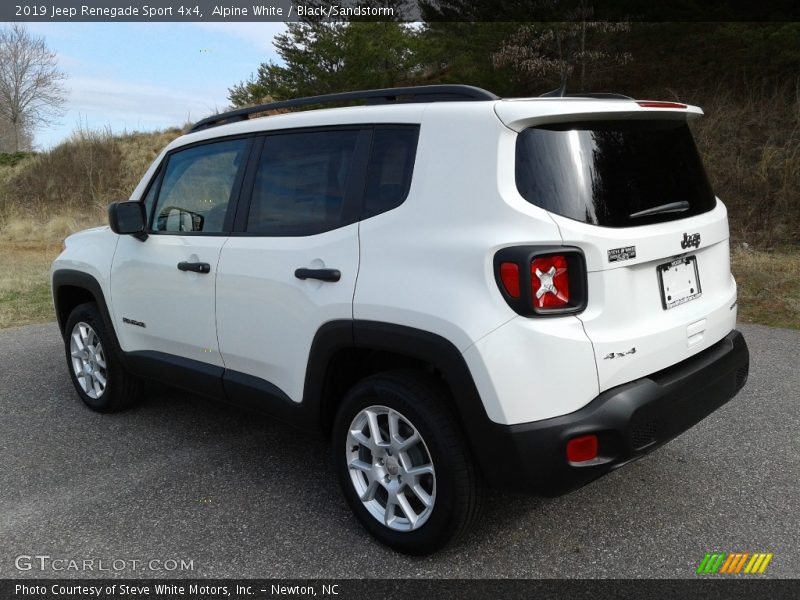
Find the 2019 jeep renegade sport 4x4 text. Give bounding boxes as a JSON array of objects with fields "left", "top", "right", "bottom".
[{"left": 52, "top": 85, "right": 750, "bottom": 555}]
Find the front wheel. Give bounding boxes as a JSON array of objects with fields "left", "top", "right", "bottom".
[
  {"left": 64, "top": 302, "right": 140, "bottom": 412},
  {"left": 332, "top": 371, "right": 484, "bottom": 555}
]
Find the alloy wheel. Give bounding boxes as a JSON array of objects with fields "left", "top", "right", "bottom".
[
  {"left": 69, "top": 321, "right": 108, "bottom": 399},
  {"left": 346, "top": 405, "right": 436, "bottom": 532}
]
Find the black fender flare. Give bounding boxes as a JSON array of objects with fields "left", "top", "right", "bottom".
[
  {"left": 304, "top": 320, "right": 512, "bottom": 485},
  {"left": 51, "top": 269, "right": 125, "bottom": 358}
]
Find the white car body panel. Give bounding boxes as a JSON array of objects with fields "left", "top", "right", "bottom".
[
  {"left": 215, "top": 225, "right": 359, "bottom": 403},
  {"left": 353, "top": 105, "right": 554, "bottom": 352},
  {"left": 51, "top": 226, "right": 119, "bottom": 310},
  {"left": 354, "top": 104, "right": 601, "bottom": 425},
  {"left": 551, "top": 201, "right": 737, "bottom": 392},
  {"left": 463, "top": 315, "right": 599, "bottom": 423},
  {"left": 494, "top": 97, "right": 703, "bottom": 131},
  {"left": 109, "top": 234, "right": 228, "bottom": 366}
]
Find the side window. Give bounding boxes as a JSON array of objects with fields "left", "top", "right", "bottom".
[
  {"left": 246, "top": 130, "right": 359, "bottom": 236},
  {"left": 362, "top": 127, "right": 419, "bottom": 219},
  {"left": 152, "top": 139, "right": 249, "bottom": 233}
]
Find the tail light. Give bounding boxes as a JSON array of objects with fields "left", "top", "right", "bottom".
[
  {"left": 636, "top": 101, "right": 687, "bottom": 109},
  {"left": 499, "top": 262, "right": 521, "bottom": 298},
  {"left": 494, "top": 246, "right": 587, "bottom": 316},
  {"left": 531, "top": 255, "right": 570, "bottom": 309}
]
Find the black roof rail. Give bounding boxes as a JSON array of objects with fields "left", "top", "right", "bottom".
[{"left": 189, "top": 85, "right": 499, "bottom": 133}]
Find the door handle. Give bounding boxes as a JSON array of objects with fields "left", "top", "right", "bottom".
[
  {"left": 294, "top": 268, "right": 341, "bottom": 282},
  {"left": 177, "top": 261, "right": 211, "bottom": 274}
]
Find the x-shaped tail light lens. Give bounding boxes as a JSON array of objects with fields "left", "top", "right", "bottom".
[
  {"left": 531, "top": 255, "right": 570, "bottom": 308},
  {"left": 495, "top": 247, "right": 586, "bottom": 316}
]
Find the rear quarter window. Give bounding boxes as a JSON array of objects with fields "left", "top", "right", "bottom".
[{"left": 362, "top": 126, "right": 419, "bottom": 219}]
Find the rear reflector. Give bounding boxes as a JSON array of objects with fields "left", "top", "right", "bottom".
[
  {"left": 499, "top": 262, "right": 520, "bottom": 298},
  {"left": 531, "top": 255, "right": 570, "bottom": 309},
  {"left": 566, "top": 434, "right": 598, "bottom": 463},
  {"left": 637, "top": 101, "right": 687, "bottom": 109}
]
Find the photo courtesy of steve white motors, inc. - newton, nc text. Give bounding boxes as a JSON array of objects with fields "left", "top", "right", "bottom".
[{"left": 0, "top": 0, "right": 798, "bottom": 598}]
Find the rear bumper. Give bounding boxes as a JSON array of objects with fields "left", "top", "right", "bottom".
[{"left": 480, "top": 329, "right": 749, "bottom": 494}]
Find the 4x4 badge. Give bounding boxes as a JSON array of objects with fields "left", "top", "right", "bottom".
[
  {"left": 681, "top": 232, "right": 701, "bottom": 249},
  {"left": 604, "top": 347, "right": 636, "bottom": 360}
]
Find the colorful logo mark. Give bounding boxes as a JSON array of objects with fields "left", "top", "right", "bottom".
[{"left": 696, "top": 552, "right": 773, "bottom": 574}]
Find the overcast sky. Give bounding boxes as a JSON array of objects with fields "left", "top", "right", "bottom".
[{"left": 21, "top": 22, "right": 287, "bottom": 148}]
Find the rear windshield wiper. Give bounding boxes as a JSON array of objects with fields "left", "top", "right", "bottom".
[{"left": 628, "top": 201, "right": 690, "bottom": 219}]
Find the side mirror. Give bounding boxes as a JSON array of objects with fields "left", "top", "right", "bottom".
[{"left": 108, "top": 201, "right": 147, "bottom": 241}]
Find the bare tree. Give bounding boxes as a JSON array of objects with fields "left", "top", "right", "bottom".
[
  {"left": 0, "top": 116, "right": 33, "bottom": 153},
  {"left": 0, "top": 23, "right": 66, "bottom": 152}
]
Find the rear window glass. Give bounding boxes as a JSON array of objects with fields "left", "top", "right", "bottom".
[{"left": 515, "top": 120, "right": 716, "bottom": 227}]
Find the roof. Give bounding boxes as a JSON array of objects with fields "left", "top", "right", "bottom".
[{"left": 168, "top": 85, "right": 701, "bottom": 150}]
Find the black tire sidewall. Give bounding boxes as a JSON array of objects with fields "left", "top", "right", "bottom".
[
  {"left": 64, "top": 303, "right": 128, "bottom": 412},
  {"left": 333, "top": 374, "right": 474, "bottom": 555}
]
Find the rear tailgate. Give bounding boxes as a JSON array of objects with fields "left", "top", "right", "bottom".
[
  {"left": 497, "top": 99, "right": 738, "bottom": 392},
  {"left": 552, "top": 205, "right": 737, "bottom": 392}
]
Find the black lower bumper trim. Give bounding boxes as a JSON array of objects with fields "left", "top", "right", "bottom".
[{"left": 481, "top": 330, "right": 749, "bottom": 494}]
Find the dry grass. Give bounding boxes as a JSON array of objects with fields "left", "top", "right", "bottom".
[
  {"left": 690, "top": 81, "right": 800, "bottom": 248},
  {"left": 731, "top": 246, "right": 800, "bottom": 330},
  {"left": 0, "top": 209, "right": 106, "bottom": 331},
  {"left": 0, "top": 126, "right": 181, "bottom": 231},
  {"left": 0, "top": 208, "right": 105, "bottom": 242},
  {"left": 0, "top": 209, "right": 104, "bottom": 329},
  {"left": 0, "top": 241, "right": 61, "bottom": 329},
  {"left": 0, "top": 156, "right": 26, "bottom": 189},
  {"left": 0, "top": 127, "right": 180, "bottom": 329}
]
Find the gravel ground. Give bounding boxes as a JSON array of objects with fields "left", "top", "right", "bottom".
[{"left": 0, "top": 322, "right": 797, "bottom": 579}]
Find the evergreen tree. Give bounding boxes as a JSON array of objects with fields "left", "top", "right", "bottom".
[{"left": 228, "top": 2, "right": 420, "bottom": 106}]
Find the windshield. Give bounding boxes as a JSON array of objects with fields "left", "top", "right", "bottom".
[{"left": 515, "top": 120, "right": 716, "bottom": 227}]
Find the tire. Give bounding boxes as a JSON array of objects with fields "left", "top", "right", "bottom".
[
  {"left": 63, "top": 302, "right": 140, "bottom": 413},
  {"left": 332, "top": 370, "right": 484, "bottom": 555}
]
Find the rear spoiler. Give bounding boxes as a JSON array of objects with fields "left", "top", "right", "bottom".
[{"left": 494, "top": 98, "right": 703, "bottom": 132}]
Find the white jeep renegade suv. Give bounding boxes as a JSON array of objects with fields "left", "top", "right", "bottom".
[{"left": 52, "top": 85, "right": 749, "bottom": 554}]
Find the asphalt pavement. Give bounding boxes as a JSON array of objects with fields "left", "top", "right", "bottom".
[{"left": 0, "top": 322, "right": 797, "bottom": 579}]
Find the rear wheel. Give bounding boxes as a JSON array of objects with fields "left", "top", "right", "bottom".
[
  {"left": 333, "top": 370, "right": 483, "bottom": 555},
  {"left": 64, "top": 303, "right": 140, "bottom": 412}
]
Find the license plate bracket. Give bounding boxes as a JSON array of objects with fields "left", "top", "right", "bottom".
[{"left": 658, "top": 256, "right": 702, "bottom": 310}]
